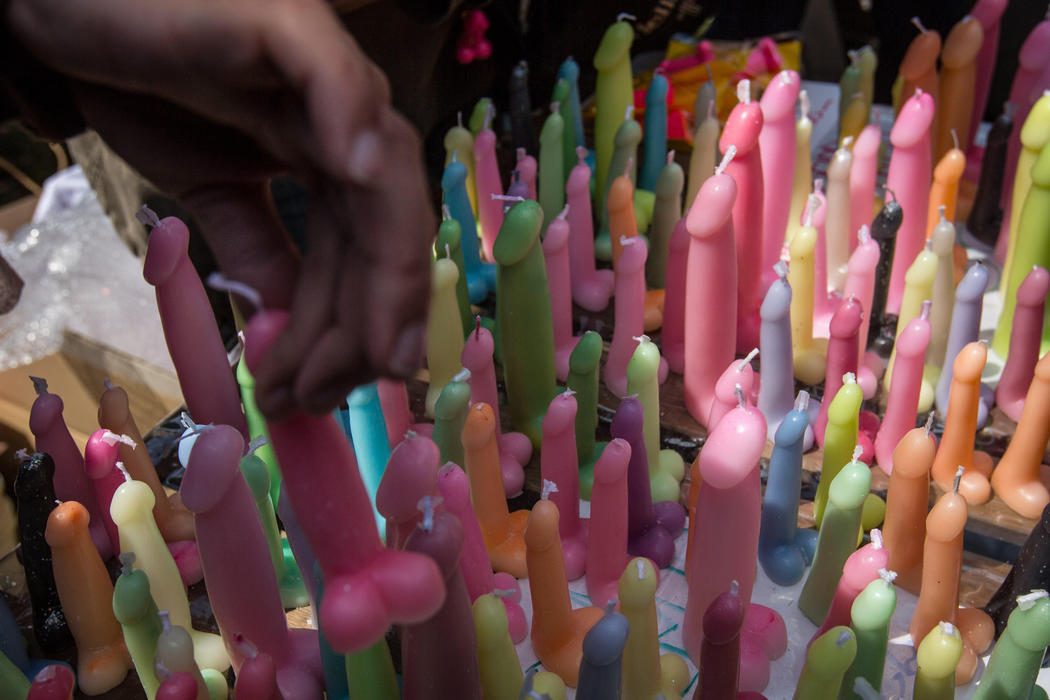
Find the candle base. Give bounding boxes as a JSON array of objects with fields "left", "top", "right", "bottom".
[
  {"left": 497, "top": 432, "right": 531, "bottom": 499},
  {"left": 739, "top": 604, "right": 788, "bottom": 693},
  {"left": 75, "top": 643, "right": 132, "bottom": 697}
]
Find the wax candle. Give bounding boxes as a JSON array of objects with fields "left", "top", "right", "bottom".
[
  {"left": 566, "top": 331, "right": 606, "bottom": 497},
  {"left": 611, "top": 396, "right": 685, "bottom": 570},
  {"left": 759, "top": 71, "right": 800, "bottom": 286},
  {"left": 232, "top": 643, "right": 282, "bottom": 700},
  {"left": 810, "top": 181, "right": 834, "bottom": 336},
  {"left": 576, "top": 603, "right": 629, "bottom": 700},
  {"left": 935, "top": 16, "right": 983, "bottom": 160},
  {"left": 543, "top": 208, "right": 581, "bottom": 382},
  {"left": 28, "top": 380, "right": 110, "bottom": 558},
  {"left": 842, "top": 569, "right": 897, "bottom": 697},
  {"left": 608, "top": 156, "right": 640, "bottom": 273},
  {"left": 25, "top": 665, "right": 75, "bottom": 700},
  {"left": 927, "top": 212, "right": 958, "bottom": 373},
  {"left": 599, "top": 112, "right": 641, "bottom": 257},
  {"left": 991, "top": 352, "right": 1050, "bottom": 519},
  {"left": 235, "top": 359, "right": 284, "bottom": 507},
  {"left": 274, "top": 490, "right": 317, "bottom": 609},
  {"left": 514, "top": 148, "right": 537, "bottom": 201},
  {"left": 849, "top": 125, "right": 880, "bottom": 249},
  {"left": 998, "top": 92, "right": 1050, "bottom": 287},
  {"left": 759, "top": 391, "right": 818, "bottom": 585},
  {"left": 787, "top": 91, "right": 813, "bottom": 248},
  {"left": 46, "top": 502, "right": 131, "bottom": 695},
  {"left": 13, "top": 454, "right": 72, "bottom": 652},
  {"left": 721, "top": 80, "right": 765, "bottom": 352},
  {"left": 934, "top": 263, "right": 990, "bottom": 422},
  {"left": 540, "top": 392, "right": 587, "bottom": 581},
  {"left": 376, "top": 433, "right": 440, "bottom": 550},
  {"left": 153, "top": 671, "right": 198, "bottom": 700},
  {"left": 493, "top": 200, "right": 557, "bottom": 448},
  {"left": 683, "top": 395, "right": 767, "bottom": 663},
  {"left": 626, "top": 336, "right": 684, "bottom": 503},
  {"left": 0, "top": 598, "right": 49, "bottom": 685},
  {"left": 882, "top": 241, "right": 937, "bottom": 404},
  {"left": 996, "top": 137, "right": 1050, "bottom": 357},
  {"left": 972, "top": 591, "right": 1050, "bottom": 699},
  {"left": 558, "top": 57, "right": 585, "bottom": 157},
  {"left": 897, "top": 18, "right": 940, "bottom": 115},
  {"left": 460, "top": 323, "right": 529, "bottom": 498},
  {"left": 646, "top": 152, "right": 684, "bottom": 289},
  {"left": 984, "top": 505, "right": 1050, "bottom": 636},
  {"left": 815, "top": 297, "right": 862, "bottom": 447},
  {"left": 462, "top": 403, "right": 529, "bottom": 578},
  {"left": 539, "top": 105, "right": 565, "bottom": 228},
  {"left": 663, "top": 219, "right": 689, "bottom": 373},
  {"left": 619, "top": 558, "right": 689, "bottom": 699},
  {"left": 524, "top": 671, "right": 568, "bottom": 700},
  {"left": 526, "top": 500, "right": 604, "bottom": 687},
  {"left": 434, "top": 213, "right": 473, "bottom": 337},
  {"left": 639, "top": 74, "right": 669, "bottom": 192},
  {"left": 814, "top": 375, "right": 862, "bottom": 526},
  {"left": 607, "top": 239, "right": 664, "bottom": 398},
  {"left": 788, "top": 196, "right": 828, "bottom": 385},
  {"left": 444, "top": 113, "right": 477, "bottom": 215},
  {"left": 885, "top": 90, "right": 935, "bottom": 315},
  {"left": 508, "top": 61, "right": 535, "bottom": 155},
  {"left": 83, "top": 429, "right": 130, "bottom": 559},
  {"left": 811, "top": 532, "right": 889, "bottom": 641},
  {"left": 566, "top": 149, "right": 613, "bottom": 312},
  {"left": 843, "top": 227, "right": 880, "bottom": 397},
  {"left": 757, "top": 262, "right": 796, "bottom": 440},
  {"left": 473, "top": 106, "right": 503, "bottom": 261},
  {"left": 825, "top": 138, "right": 853, "bottom": 295},
  {"left": 153, "top": 612, "right": 212, "bottom": 700},
  {"left": 839, "top": 52, "right": 862, "bottom": 125},
  {"left": 794, "top": 627, "right": 856, "bottom": 700},
  {"left": 800, "top": 450, "right": 871, "bottom": 624},
  {"left": 430, "top": 370, "right": 470, "bottom": 465},
  {"left": 968, "top": 106, "right": 1013, "bottom": 248},
  {"left": 139, "top": 210, "right": 247, "bottom": 438},
  {"left": 346, "top": 382, "right": 391, "bottom": 532},
  {"left": 695, "top": 582, "right": 745, "bottom": 700},
  {"left": 914, "top": 622, "right": 963, "bottom": 700},
  {"left": 867, "top": 195, "right": 903, "bottom": 353},
  {"left": 995, "top": 266, "right": 1049, "bottom": 421},
  {"left": 401, "top": 508, "right": 481, "bottom": 700},
  {"left": 684, "top": 148, "right": 738, "bottom": 427},
  {"left": 112, "top": 555, "right": 164, "bottom": 699},
  {"left": 931, "top": 342, "right": 993, "bottom": 504},
  {"left": 926, "top": 140, "right": 966, "bottom": 238},
  {"left": 967, "top": 0, "right": 1008, "bottom": 149},
  {"left": 874, "top": 307, "right": 931, "bottom": 474},
  {"left": 687, "top": 94, "right": 719, "bottom": 213},
  {"left": 707, "top": 350, "right": 758, "bottom": 432},
  {"left": 585, "top": 439, "right": 631, "bottom": 609},
  {"left": 425, "top": 256, "right": 465, "bottom": 417},
  {"left": 474, "top": 593, "right": 525, "bottom": 700},
  {"left": 442, "top": 157, "right": 494, "bottom": 302},
  {"left": 593, "top": 18, "right": 635, "bottom": 203}
]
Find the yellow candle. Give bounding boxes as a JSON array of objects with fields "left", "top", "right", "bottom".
[
  {"left": 473, "top": 593, "right": 524, "bottom": 700},
  {"left": 425, "top": 256, "right": 465, "bottom": 417},
  {"left": 789, "top": 195, "right": 828, "bottom": 385},
  {"left": 927, "top": 209, "right": 956, "bottom": 375},
  {"left": 444, "top": 114, "right": 478, "bottom": 216},
  {"left": 826, "top": 138, "right": 854, "bottom": 294},
  {"left": 618, "top": 558, "right": 690, "bottom": 699},
  {"left": 883, "top": 245, "right": 938, "bottom": 410},
  {"left": 787, "top": 91, "right": 814, "bottom": 247},
  {"left": 914, "top": 622, "right": 963, "bottom": 700},
  {"left": 1001, "top": 92, "right": 1050, "bottom": 293}
]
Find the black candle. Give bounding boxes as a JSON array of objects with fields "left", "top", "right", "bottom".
[
  {"left": 508, "top": 60, "right": 537, "bottom": 155},
  {"left": 868, "top": 194, "right": 903, "bottom": 357},
  {"left": 967, "top": 104, "right": 1014, "bottom": 249},
  {"left": 14, "top": 452, "right": 73, "bottom": 652},
  {"left": 984, "top": 503, "right": 1050, "bottom": 638}
]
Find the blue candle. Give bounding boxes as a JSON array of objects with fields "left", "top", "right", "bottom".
[
  {"left": 347, "top": 382, "right": 391, "bottom": 532},
  {"left": 639, "top": 74, "right": 669, "bottom": 192},
  {"left": 758, "top": 390, "right": 818, "bottom": 585},
  {"left": 576, "top": 602, "right": 629, "bottom": 700},
  {"left": 442, "top": 158, "right": 495, "bottom": 302}
]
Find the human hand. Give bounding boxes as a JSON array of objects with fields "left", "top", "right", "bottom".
[{"left": 7, "top": 0, "right": 434, "bottom": 418}]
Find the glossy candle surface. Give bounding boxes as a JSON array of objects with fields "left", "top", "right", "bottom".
[
  {"left": 984, "top": 504, "right": 1050, "bottom": 634},
  {"left": 968, "top": 107, "right": 1012, "bottom": 248},
  {"left": 991, "top": 352, "right": 1050, "bottom": 519},
  {"left": 999, "top": 93, "right": 1050, "bottom": 287},
  {"left": 910, "top": 484, "right": 967, "bottom": 648},
  {"left": 606, "top": 238, "right": 663, "bottom": 397},
  {"left": 927, "top": 147, "right": 966, "bottom": 241},
  {"left": 473, "top": 594, "right": 524, "bottom": 700},
  {"left": 972, "top": 593, "right": 1050, "bottom": 700},
  {"left": 539, "top": 108, "right": 565, "bottom": 229},
  {"left": 697, "top": 584, "right": 746, "bottom": 700},
  {"left": 112, "top": 561, "right": 162, "bottom": 699},
  {"left": 759, "top": 71, "right": 800, "bottom": 284},
  {"left": 995, "top": 266, "right": 1050, "bottom": 421},
  {"left": 914, "top": 622, "right": 963, "bottom": 700},
  {"left": 811, "top": 536, "right": 888, "bottom": 642},
  {"left": 593, "top": 20, "right": 634, "bottom": 201},
  {"left": 883, "top": 244, "right": 938, "bottom": 402},
  {"left": 787, "top": 91, "right": 813, "bottom": 247},
  {"left": 874, "top": 309, "right": 931, "bottom": 474},
  {"left": 814, "top": 375, "right": 862, "bottom": 526},
  {"left": 620, "top": 558, "right": 689, "bottom": 699},
  {"left": 639, "top": 75, "right": 669, "bottom": 192},
  {"left": 757, "top": 263, "right": 796, "bottom": 440},
  {"left": 898, "top": 20, "right": 940, "bottom": 113},
  {"left": 849, "top": 125, "right": 880, "bottom": 245},
  {"left": 442, "top": 158, "right": 494, "bottom": 302},
  {"left": 576, "top": 605, "right": 629, "bottom": 700},
  {"left": 931, "top": 342, "right": 993, "bottom": 505},
  {"left": 882, "top": 427, "right": 936, "bottom": 592},
  {"left": 567, "top": 331, "right": 605, "bottom": 495},
  {"left": 585, "top": 439, "right": 631, "bottom": 610},
  {"left": 788, "top": 197, "right": 827, "bottom": 386},
  {"left": 426, "top": 257, "right": 465, "bottom": 417}
]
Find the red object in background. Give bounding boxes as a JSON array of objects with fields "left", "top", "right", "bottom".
[{"left": 456, "top": 10, "right": 491, "bottom": 64}]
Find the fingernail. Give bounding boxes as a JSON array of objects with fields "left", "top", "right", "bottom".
[
  {"left": 347, "top": 129, "right": 384, "bottom": 184},
  {"left": 389, "top": 322, "right": 425, "bottom": 378}
]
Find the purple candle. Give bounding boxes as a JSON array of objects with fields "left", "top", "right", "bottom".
[
  {"left": 757, "top": 262, "right": 797, "bottom": 441},
  {"left": 934, "top": 262, "right": 990, "bottom": 424}
]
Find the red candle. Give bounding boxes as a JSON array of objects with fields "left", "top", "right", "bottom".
[
  {"left": 376, "top": 434, "right": 441, "bottom": 550},
  {"left": 26, "top": 665, "right": 75, "bottom": 700},
  {"left": 83, "top": 429, "right": 131, "bottom": 555},
  {"left": 695, "top": 581, "right": 745, "bottom": 700}
]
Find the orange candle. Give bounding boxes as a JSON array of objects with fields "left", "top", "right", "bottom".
[
  {"left": 990, "top": 351, "right": 1050, "bottom": 519},
  {"left": 926, "top": 137, "right": 966, "bottom": 237},
  {"left": 897, "top": 18, "right": 941, "bottom": 117},
  {"left": 45, "top": 501, "right": 132, "bottom": 695},
  {"left": 462, "top": 403, "right": 529, "bottom": 578},
  {"left": 609, "top": 159, "right": 638, "bottom": 273},
  {"left": 935, "top": 16, "right": 984, "bottom": 160},
  {"left": 881, "top": 422, "right": 935, "bottom": 593},
  {"left": 525, "top": 499, "right": 603, "bottom": 687},
  {"left": 930, "top": 342, "right": 993, "bottom": 505}
]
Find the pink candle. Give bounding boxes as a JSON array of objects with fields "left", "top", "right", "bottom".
[
  {"left": 885, "top": 90, "right": 935, "bottom": 316},
  {"left": 376, "top": 434, "right": 440, "bottom": 550},
  {"left": 707, "top": 350, "right": 759, "bottom": 431},
  {"left": 810, "top": 532, "right": 889, "bottom": 645},
  {"left": 377, "top": 379, "right": 415, "bottom": 448},
  {"left": 585, "top": 439, "right": 631, "bottom": 609},
  {"left": 473, "top": 108, "right": 504, "bottom": 262},
  {"left": 685, "top": 149, "right": 738, "bottom": 428},
  {"left": 29, "top": 380, "right": 110, "bottom": 559},
  {"left": 996, "top": 266, "right": 1050, "bottom": 420},
  {"left": 566, "top": 148, "right": 614, "bottom": 312},
  {"left": 437, "top": 463, "right": 525, "bottom": 642},
  {"left": 849, "top": 124, "right": 881, "bottom": 249},
  {"left": 967, "top": 0, "right": 1009, "bottom": 150},
  {"left": 605, "top": 238, "right": 666, "bottom": 397},
  {"left": 233, "top": 645, "right": 282, "bottom": 700},
  {"left": 720, "top": 80, "right": 766, "bottom": 352},
  {"left": 84, "top": 430, "right": 132, "bottom": 556},
  {"left": 543, "top": 207, "right": 581, "bottom": 382},
  {"left": 815, "top": 296, "right": 863, "bottom": 448},
  {"left": 460, "top": 325, "right": 529, "bottom": 498},
  {"left": 140, "top": 210, "right": 247, "bottom": 438},
  {"left": 874, "top": 302, "right": 931, "bottom": 474},
  {"left": 759, "top": 71, "right": 801, "bottom": 290},
  {"left": 842, "top": 226, "right": 881, "bottom": 399},
  {"left": 662, "top": 219, "right": 689, "bottom": 374},
  {"left": 811, "top": 181, "right": 836, "bottom": 336},
  {"left": 181, "top": 425, "right": 324, "bottom": 698},
  {"left": 244, "top": 310, "right": 445, "bottom": 653},
  {"left": 515, "top": 147, "right": 538, "bottom": 201},
  {"left": 540, "top": 392, "right": 587, "bottom": 581}
]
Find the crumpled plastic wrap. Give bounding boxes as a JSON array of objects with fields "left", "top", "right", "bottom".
[{"left": 0, "top": 186, "right": 173, "bottom": 374}]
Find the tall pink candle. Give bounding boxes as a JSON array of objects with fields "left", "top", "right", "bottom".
[
  {"left": 809, "top": 532, "right": 889, "bottom": 644},
  {"left": 843, "top": 226, "right": 880, "bottom": 398},
  {"left": 84, "top": 429, "right": 132, "bottom": 556},
  {"left": 849, "top": 124, "right": 881, "bottom": 248},
  {"left": 684, "top": 150, "right": 738, "bottom": 428},
  {"left": 825, "top": 138, "right": 854, "bottom": 295},
  {"left": 141, "top": 211, "right": 247, "bottom": 438},
  {"left": 662, "top": 219, "right": 689, "bottom": 374},
  {"left": 815, "top": 297, "right": 863, "bottom": 448},
  {"left": 376, "top": 434, "right": 440, "bottom": 550},
  {"left": 543, "top": 207, "right": 581, "bottom": 382},
  {"left": 566, "top": 148, "right": 614, "bottom": 312},
  {"left": 540, "top": 392, "right": 586, "bottom": 581},
  {"left": 995, "top": 266, "right": 1050, "bottom": 421},
  {"left": 874, "top": 303, "right": 931, "bottom": 474},
  {"left": 585, "top": 439, "right": 632, "bottom": 609},
  {"left": 605, "top": 238, "right": 666, "bottom": 397},
  {"left": 885, "top": 90, "right": 935, "bottom": 316},
  {"left": 759, "top": 71, "right": 801, "bottom": 289},
  {"left": 811, "top": 181, "right": 836, "bottom": 336},
  {"left": 244, "top": 310, "right": 445, "bottom": 653},
  {"left": 377, "top": 379, "right": 415, "bottom": 448},
  {"left": 967, "top": 0, "right": 1009, "bottom": 150},
  {"left": 720, "top": 81, "right": 766, "bottom": 352},
  {"left": 473, "top": 108, "right": 504, "bottom": 262}
]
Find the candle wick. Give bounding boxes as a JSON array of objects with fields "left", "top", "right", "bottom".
[
  {"left": 666, "top": 150, "right": 675, "bottom": 166},
  {"left": 870, "top": 528, "right": 883, "bottom": 549},
  {"left": 883, "top": 187, "right": 897, "bottom": 204},
  {"left": 938, "top": 204, "right": 947, "bottom": 224},
  {"left": 452, "top": 367, "right": 471, "bottom": 383},
  {"left": 843, "top": 371, "right": 856, "bottom": 385},
  {"left": 474, "top": 315, "right": 482, "bottom": 340},
  {"left": 924, "top": 411, "right": 935, "bottom": 436},
  {"left": 246, "top": 435, "right": 269, "bottom": 455},
  {"left": 1016, "top": 590, "right": 1049, "bottom": 610},
  {"left": 857, "top": 225, "right": 870, "bottom": 245},
  {"left": 417, "top": 494, "right": 442, "bottom": 532},
  {"left": 232, "top": 633, "right": 259, "bottom": 660},
  {"left": 135, "top": 204, "right": 162, "bottom": 229},
  {"left": 457, "top": 111, "right": 463, "bottom": 129},
  {"left": 441, "top": 204, "right": 451, "bottom": 221},
  {"left": 950, "top": 128, "right": 959, "bottom": 152},
  {"left": 158, "top": 610, "right": 172, "bottom": 633},
  {"left": 551, "top": 101, "right": 560, "bottom": 115},
  {"left": 953, "top": 465, "right": 964, "bottom": 493},
  {"left": 516, "top": 147, "right": 526, "bottom": 163},
  {"left": 624, "top": 105, "right": 634, "bottom": 122},
  {"left": 841, "top": 135, "right": 854, "bottom": 150},
  {"left": 730, "top": 579, "right": 739, "bottom": 596},
  {"left": 636, "top": 559, "right": 646, "bottom": 579},
  {"left": 451, "top": 149, "right": 458, "bottom": 164},
  {"left": 633, "top": 334, "right": 650, "bottom": 346},
  {"left": 541, "top": 479, "right": 559, "bottom": 501},
  {"left": 919, "top": 299, "right": 932, "bottom": 320},
  {"left": 773, "top": 259, "right": 789, "bottom": 281},
  {"left": 29, "top": 375, "right": 48, "bottom": 396},
  {"left": 851, "top": 444, "right": 863, "bottom": 464},
  {"left": 736, "top": 79, "right": 751, "bottom": 105},
  {"left": 557, "top": 204, "right": 570, "bottom": 221},
  {"left": 562, "top": 388, "right": 577, "bottom": 398},
  {"left": 625, "top": 392, "right": 640, "bottom": 401},
  {"left": 115, "top": 461, "right": 131, "bottom": 483},
  {"left": 910, "top": 16, "right": 928, "bottom": 34},
  {"left": 734, "top": 383, "right": 746, "bottom": 409},
  {"left": 604, "top": 599, "right": 617, "bottom": 614},
  {"left": 716, "top": 145, "right": 737, "bottom": 175},
  {"left": 103, "top": 377, "right": 115, "bottom": 391},
  {"left": 118, "top": 551, "right": 136, "bottom": 576},
  {"left": 799, "top": 90, "right": 810, "bottom": 119},
  {"left": 14, "top": 448, "right": 29, "bottom": 462},
  {"left": 492, "top": 587, "right": 517, "bottom": 600},
  {"left": 795, "top": 389, "right": 810, "bottom": 412},
  {"left": 404, "top": 429, "right": 418, "bottom": 441},
  {"left": 576, "top": 146, "right": 587, "bottom": 166},
  {"left": 617, "top": 12, "right": 637, "bottom": 22},
  {"left": 490, "top": 194, "right": 526, "bottom": 203},
  {"left": 207, "top": 272, "right": 264, "bottom": 315},
  {"left": 939, "top": 621, "right": 957, "bottom": 636},
  {"left": 739, "top": 348, "right": 759, "bottom": 371},
  {"left": 877, "top": 567, "right": 897, "bottom": 584},
  {"left": 837, "top": 630, "right": 852, "bottom": 647}
]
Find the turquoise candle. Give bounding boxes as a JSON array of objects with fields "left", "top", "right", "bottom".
[
  {"left": 442, "top": 158, "right": 495, "bottom": 303},
  {"left": 639, "top": 74, "right": 669, "bottom": 192},
  {"left": 435, "top": 212, "right": 473, "bottom": 337},
  {"left": 567, "top": 331, "right": 606, "bottom": 499},
  {"left": 558, "top": 57, "right": 585, "bottom": 152},
  {"left": 972, "top": 590, "right": 1050, "bottom": 699},
  {"left": 347, "top": 382, "right": 391, "bottom": 532},
  {"left": 539, "top": 105, "right": 566, "bottom": 228},
  {"left": 432, "top": 371, "right": 472, "bottom": 469}
]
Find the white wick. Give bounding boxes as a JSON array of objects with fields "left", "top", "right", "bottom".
[
  {"left": 953, "top": 465, "right": 965, "bottom": 493},
  {"left": 135, "top": 205, "right": 162, "bottom": 229},
  {"left": 452, "top": 368, "right": 471, "bottom": 383},
  {"left": 557, "top": 204, "right": 570, "bottom": 220},
  {"left": 620, "top": 235, "right": 638, "bottom": 246},
  {"left": 716, "top": 145, "right": 737, "bottom": 175},
  {"left": 799, "top": 90, "right": 810, "bottom": 119},
  {"left": 837, "top": 630, "right": 852, "bottom": 646},
  {"left": 417, "top": 494, "right": 442, "bottom": 532},
  {"left": 624, "top": 105, "right": 635, "bottom": 122},
  {"left": 1016, "top": 590, "right": 1049, "bottom": 610},
  {"left": 920, "top": 299, "right": 932, "bottom": 320},
  {"left": 541, "top": 479, "right": 559, "bottom": 500},
  {"left": 636, "top": 559, "right": 646, "bottom": 579},
  {"left": 246, "top": 435, "right": 269, "bottom": 455},
  {"left": 843, "top": 372, "right": 857, "bottom": 385},
  {"left": 925, "top": 412, "right": 935, "bottom": 436},
  {"left": 736, "top": 79, "right": 751, "bottom": 105},
  {"left": 207, "top": 272, "right": 263, "bottom": 313},
  {"left": 804, "top": 194, "right": 819, "bottom": 227},
  {"left": 734, "top": 383, "right": 746, "bottom": 409},
  {"left": 633, "top": 334, "right": 651, "bottom": 346},
  {"left": 730, "top": 579, "right": 739, "bottom": 596},
  {"left": 852, "top": 444, "right": 863, "bottom": 463},
  {"left": 617, "top": 12, "right": 637, "bottom": 22},
  {"left": 878, "top": 567, "right": 897, "bottom": 584},
  {"left": 441, "top": 204, "right": 451, "bottom": 221},
  {"left": 871, "top": 528, "right": 883, "bottom": 549},
  {"left": 404, "top": 429, "right": 418, "bottom": 441},
  {"left": 739, "top": 348, "right": 759, "bottom": 371},
  {"left": 100, "top": 431, "right": 137, "bottom": 449},
  {"left": 774, "top": 260, "right": 789, "bottom": 280},
  {"left": 490, "top": 194, "right": 525, "bottom": 202},
  {"left": 858, "top": 225, "right": 871, "bottom": 244},
  {"left": 939, "top": 621, "right": 958, "bottom": 636},
  {"left": 911, "top": 16, "right": 928, "bottom": 33},
  {"left": 796, "top": 390, "right": 810, "bottom": 412},
  {"left": 667, "top": 150, "right": 675, "bottom": 165}
]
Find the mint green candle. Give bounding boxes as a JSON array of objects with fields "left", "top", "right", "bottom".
[
  {"left": 346, "top": 640, "right": 400, "bottom": 700},
  {"left": 112, "top": 554, "right": 162, "bottom": 699},
  {"left": 814, "top": 372, "right": 863, "bottom": 526},
  {"left": 567, "top": 331, "right": 606, "bottom": 498},
  {"left": 539, "top": 105, "right": 566, "bottom": 229},
  {"left": 913, "top": 621, "right": 963, "bottom": 700},
  {"left": 435, "top": 214, "right": 474, "bottom": 337},
  {"left": 552, "top": 77, "right": 576, "bottom": 186},
  {"left": 625, "top": 335, "right": 683, "bottom": 503},
  {"left": 0, "top": 649, "right": 28, "bottom": 700},
  {"left": 494, "top": 200, "right": 557, "bottom": 448},
  {"left": 843, "top": 570, "right": 897, "bottom": 697},
  {"left": 646, "top": 153, "right": 684, "bottom": 289},
  {"left": 972, "top": 590, "right": 1050, "bottom": 699},
  {"left": 800, "top": 452, "right": 871, "bottom": 624},
  {"left": 794, "top": 627, "right": 857, "bottom": 699},
  {"left": 235, "top": 361, "right": 281, "bottom": 508},
  {"left": 432, "top": 372, "right": 472, "bottom": 469},
  {"left": 469, "top": 98, "right": 493, "bottom": 138},
  {"left": 593, "top": 19, "right": 634, "bottom": 205}
]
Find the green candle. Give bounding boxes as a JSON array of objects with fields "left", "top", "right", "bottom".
[
  {"left": 972, "top": 590, "right": 1050, "bottom": 700},
  {"left": 469, "top": 98, "right": 493, "bottom": 138},
  {"left": 552, "top": 78, "right": 576, "bottom": 187},
  {"left": 814, "top": 373, "right": 862, "bottom": 527},
  {"left": 432, "top": 371, "right": 472, "bottom": 469},
  {"left": 426, "top": 256, "right": 466, "bottom": 417},
  {"left": 474, "top": 593, "right": 525, "bottom": 700},
  {"left": 0, "top": 649, "right": 28, "bottom": 700},
  {"left": 567, "top": 331, "right": 606, "bottom": 499},
  {"left": 624, "top": 336, "right": 684, "bottom": 503},
  {"left": 794, "top": 627, "right": 857, "bottom": 699},
  {"left": 493, "top": 200, "right": 557, "bottom": 448},
  {"left": 346, "top": 639, "right": 400, "bottom": 700},
  {"left": 235, "top": 361, "right": 281, "bottom": 508},
  {"left": 598, "top": 111, "right": 643, "bottom": 253},
  {"left": 435, "top": 213, "right": 474, "bottom": 338},
  {"left": 838, "top": 52, "right": 862, "bottom": 125},
  {"left": 539, "top": 105, "right": 566, "bottom": 230},
  {"left": 593, "top": 18, "right": 635, "bottom": 206},
  {"left": 800, "top": 450, "right": 871, "bottom": 624},
  {"left": 843, "top": 569, "right": 897, "bottom": 697},
  {"left": 856, "top": 46, "right": 877, "bottom": 119},
  {"left": 913, "top": 621, "right": 963, "bottom": 700},
  {"left": 645, "top": 152, "right": 683, "bottom": 289},
  {"left": 113, "top": 553, "right": 163, "bottom": 700}
]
